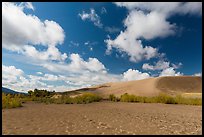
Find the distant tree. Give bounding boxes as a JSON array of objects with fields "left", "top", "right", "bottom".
[
  {"left": 27, "top": 89, "right": 54, "bottom": 98},
  {"left": 28, "top": 90, "right": 33, "bottom": 96},
  {"left": 34, "top": 88, "right": 38, "bottom": 92}
]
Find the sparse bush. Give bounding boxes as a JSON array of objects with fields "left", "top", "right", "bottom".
[
  {"left": 175, "top": 95, "right": 202, "bottom": 105},
  {"left": 165, "top": 97, "right": 177, "bottom": 104},
  {"left": 27, "top": 89, "right": 55, "bottom": 98},
  {"left": 109, "top": 94, "right": 119, "bottom": 102},
  {"left": 120, "top": 93, "right": 129, "bottom": 102},
  {"left": 2, "top": 90, "right": 103, "bottom": 108},
  {"left": 31, "top": 92, "right": 102, "bottom": 104},
  {"left": 74, "top": 93, "right": 102, "bottom": 104},
  {"left": 109, "top": 93, "right": 202, "bottom": 106},
  {"left": 64, "top": 97, "right": 73, "bottom": 104},
  {"left": 2, "top": 93, "right": 22, "bottom": 109}
]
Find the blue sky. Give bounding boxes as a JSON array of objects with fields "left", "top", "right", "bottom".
[{"left": 2, "top": 2, "right": 202, "bottom": 92}]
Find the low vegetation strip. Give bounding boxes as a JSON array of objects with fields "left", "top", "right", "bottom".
[
  {"left": 2, "top": 93, "right": 22, "bottom": 109},
  {"left": 2, "top": 89, "right": 102, "bottom": 109},
  {"left": 109, "top": 93, "right": 202, "bottom": 106},
  {"left": 2, "top": 88, "right": 202, "bottom": 109},
  {"left": 181, "top": 93, "right": 202, "bottom": 99},
  {"left": 35, "top": 92, "right": 102, "bottom": 104}
]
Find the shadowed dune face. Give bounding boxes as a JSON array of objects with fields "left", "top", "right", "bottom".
[
  {"left": 89, "top": 76, "right": 202, "bottom": 98},
  {"left": 156, "top": 76, "right": 202, "bottom": 94}
]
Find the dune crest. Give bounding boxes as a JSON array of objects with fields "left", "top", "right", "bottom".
[{"left": 90, "top": 76, "right": 202, "bottom": 98}]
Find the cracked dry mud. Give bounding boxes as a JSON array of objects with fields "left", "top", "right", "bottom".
[{"left": 2, "top": 101, "right": 202, "bottom": 135}]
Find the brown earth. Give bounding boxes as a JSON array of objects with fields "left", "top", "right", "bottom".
[
  {"left": 89, "top": 76, "right": 202, "bottom": 98},
  {"left": 2, "top": 101, "right": 202, "bottom": 135}
]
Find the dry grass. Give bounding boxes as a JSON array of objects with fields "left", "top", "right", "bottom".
[
  {"left": 2, "top": 93, "right": 22, "bottom": 109},
  {"left": 181, "top": 93, "right": 202, "bottom": 99},
  {"left": 29, "top": 92, "right": 102, "bottom": 104},
  {"left": 111, "top": 93, "right": 202, "bottom": 106}
]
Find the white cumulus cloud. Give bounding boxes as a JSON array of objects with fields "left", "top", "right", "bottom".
[
  {"left": 193, "top": 73, "right": 202, "bottom": 77},
  {"left": 78, "top": 8, "right": 103, "bottom": 28},
  {"left": 159, "top": 67, "right": 183, "bottom": 77},
  {"left": 123, "top": 69, "right": 150, "bottom": 81},
  {"left": 19, "top": 2, "right": 35, "bottom": 11},
  {"left": 142, "top": 60, "right": 171, "bottom": 71},
  {"left": 105, "top": 10, "right": 174, "bottom": 62},
  {"left": 105, "top": 2, "right": 201, "bottom": 62},
  {"left": 2, "top": 64, "right": 48, "bottom": 93},
  {"left": 2, "top": 2, "right": 67, "bottom": 62},
  {"left": 114, "top": 2, "right": 202, "bottom": 16}
]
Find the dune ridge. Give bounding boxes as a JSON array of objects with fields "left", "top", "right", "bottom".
[{"left": 89, "top": 76, "right": 202, "bottom": 98}]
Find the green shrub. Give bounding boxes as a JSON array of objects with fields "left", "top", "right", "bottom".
[
  {"left": 31, "top": 92, "right": 102, "bottom": 104},
  {"left": 2, "top": 93, "right": 22, "bottom": 109},
  {"left": 174, "top": 95, "right": 202, "bottom": 105},
  {"left": 74, "top": 93, "right": 102, "bottom": 104},
  {"left": 120, "top": 93, "right": 129, "bottom": 102},
  {"left": 120, "top": 93, "right": 147, "bottom": 103},
  {"left": 109, "top": 94, "right": 119, "bottom": 102},
  {"left": 63, "top": 97, "right": 72, "bottom": 104},
  {"left": 109, "top": 93, "right": 201, "bottom": 106}
]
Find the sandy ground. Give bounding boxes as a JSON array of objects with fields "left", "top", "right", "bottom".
[{"left": 2, "top": 101, "right": 202, "bottom": 135}]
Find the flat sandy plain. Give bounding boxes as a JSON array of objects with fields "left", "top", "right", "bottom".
[{"left": 2, "top": 101, "right": 202, "bottom": 135}]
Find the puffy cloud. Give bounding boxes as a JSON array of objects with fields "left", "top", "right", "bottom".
[
  {"left": 178, "top": 2, "right": 202, "bottom": 15},
  {"left": 29, "top": 74, "right": 60, "bottom": 81},
  {"left": 159, "top": 67, "right": 183, "bottom": 77},
  {"left": 2, "top": 64, "right": 48, "bottom": 93},
  {"left": 26, "top": 53, "right": 107, "bottom": 74},
  {"left": 2, "top": 64, "right": 122, "bottom": 92},
  {"left": 172, "top": 62, "right": 183, "bottom": 69},
  {"left": 123, "top": 69, "right": 150, "bottom": 81},
  {"left": 2, "top": 65, "right": 24, "bottom": 77},
  {"left": 105, "top": 35, "right": 159, "bottom": 62},
  {"left": 2, "top": 64, "right": 73, "bottom": 92},
  {"left": 105, "top": 10, "right": 173, "bottom": 62},
  {"left": 78, "top": 8, "right": 103, "bottom": 28},
  {"left": 123, "top": 11, "right": 176, "bottom": 40},
  {"left": 2, "top": 2, "right": 67, "bottom": 62},
  {"left": 2, "top": 63, "right": 152, "bottom": 92},
  {"left": 25, "top": 2, "right": 34, "bottom": 10},
  {"left": 114, "top": 2, "right": 180, "bottom": 12},
  {"left": 114, "top": 2, "right": 202, "bottom": 16},
  {"left": 142, "top": 63, "right": 154, "bottom": 70},
  {"left": 19, "top": 2, "right": 35, "bottom": 11},
  {"left": 105, "top": 2, "right": 201, "bottom": 62},
  {"left": 22, "top": 45, "right": 67, "bottom": 61},
  {"left": 193, "top": 73, "right": 202, "bottom": 77},
  {"left": 142, "top": 60, "right": 170, "bottom": 71},
  {"left": 69, "top": 53, "right": 106, "bottom": 72},
  {"left": 142, "top": 60, "right": 183, "bottom": 77}
]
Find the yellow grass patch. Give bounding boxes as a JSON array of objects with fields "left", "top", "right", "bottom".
[{"left": 181, "top": 93, "right": 202, "bottom": 99}]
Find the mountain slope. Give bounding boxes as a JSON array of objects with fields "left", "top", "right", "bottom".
[{"left": 2, "top": 87, "right": 25, "bottom": 94}]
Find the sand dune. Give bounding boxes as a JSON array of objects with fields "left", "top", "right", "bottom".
[{"left": 88, "top": 76, "right": 202, "bottom": 98}]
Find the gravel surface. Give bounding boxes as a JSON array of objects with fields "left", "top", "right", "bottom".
[{"left": 2, "top": 101, "right": 202, "bottom": 135}]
